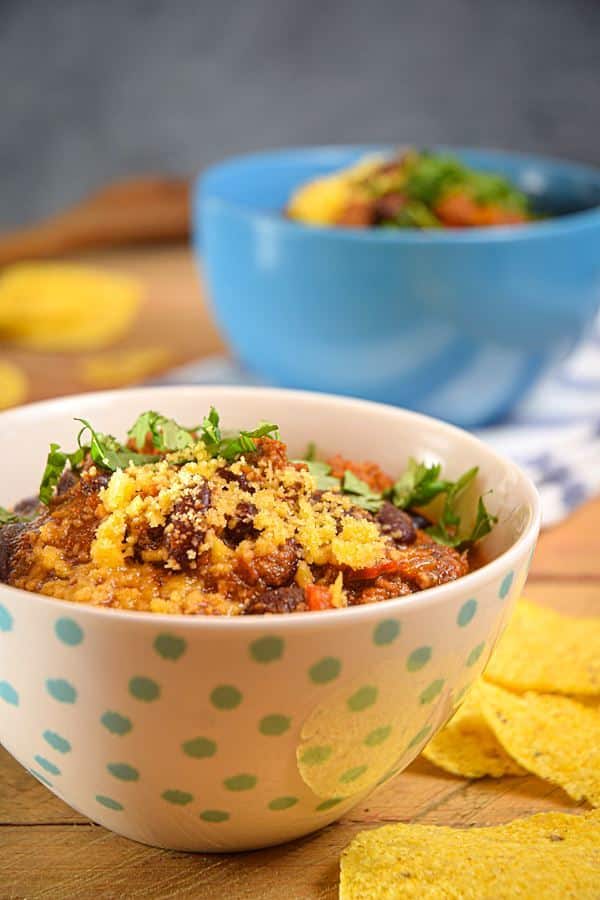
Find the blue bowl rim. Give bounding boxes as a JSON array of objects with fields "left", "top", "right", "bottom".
[{"left": 198, "top": 143, "right": 600, "bottom": 243}]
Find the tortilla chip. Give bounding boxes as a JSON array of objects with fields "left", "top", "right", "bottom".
[
  {"left": 80, "top": 346, "right": 171, "bottom": 388},
  {"left": 423, "top": 681, "right": 525, "bottom": 778},
  {"left": 480, "top": 682, "right": 600, "bottom": 807},
  {"left": 485, "top": 601, "right": 600, "bottom": 696},
  {"left": 0, "top": 263, "right": 142, "bottom": 351},
  {"left": 340, "top": 810, "right": 600, "bottom": 899},
  {"left": 0, "top": 361, "right": 27, "bottom": 409}
]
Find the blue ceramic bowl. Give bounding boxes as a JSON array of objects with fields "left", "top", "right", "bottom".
[{"left": 195, "top": 146, "right": 600, "bottom": 427}]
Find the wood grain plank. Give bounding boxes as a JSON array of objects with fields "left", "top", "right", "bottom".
[{"left": 530, "top": 496, "right": 600, "bottom": 578}]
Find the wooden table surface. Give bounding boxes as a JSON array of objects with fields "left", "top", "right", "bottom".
[{"left": 1, "top": 245, "right": 598, "bottom": 899}]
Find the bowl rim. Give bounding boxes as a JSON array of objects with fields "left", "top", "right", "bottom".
[
  {"left": 198, "top": 143, "right": 600, "bottom": 241},
  {"left": 0, "top": 385, "right": 541, "bottom": 631}
]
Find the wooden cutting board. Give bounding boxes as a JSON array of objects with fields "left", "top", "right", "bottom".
[{"left": 0, "top": 176, "right": 191, "bottom": 266}]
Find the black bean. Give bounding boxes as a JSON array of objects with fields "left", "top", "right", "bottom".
[
  {"left": 0, "top": 522, "right": 28, "bottom": 583},
  {"left": 376, "top": 502, "right": 417, "bottom": 545},
  {"left": 408, "top": 510, "right": 432, "bottom": 531}
]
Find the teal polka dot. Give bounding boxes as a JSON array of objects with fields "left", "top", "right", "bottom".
[
  {"left": 162, "top": 789, "right": 193, "bottom": 805},
  {"left": 268, "top": 796, "right": 298, "bottom": 811},
  {"left": 467, "top": 642, "right": 485, "bottom": 667},
  {"left": 101, "top": 711, "right": 132, "bottom": 736},
  {"left": 34, "top": 755, "right": 61, "bottom": 776},
  {"left": 419, "top": 679, "right": 445, "bottom": 705},
  {"left": 373, "top": 619, "right": 400, "bottom": 646},
  {"left": 0, "top": 681, "right": 18, "bottom": 706},
  {"left": 457, "top": 599, "right": 477, "bottom": 627},
  {"left": 499, "top": 571, "right": 514, "bottom": 599},
  {"left": 30, "top": 769, "right": 53, "bottom": 788},
  {"left": 210, "top": 685, "right": 242, "bottom": 710},
  {"left": 0, "top": 604, "right": 13, "bottom": 632},
  {"left": 55, "top": 618, "right": 83, "bottom": 646},
  {"left": 407, "top": 646, "right": 432, "bottom": 672},
  {"left": 339, "top": 764, "right": 368, "bottom": 784},
  {"left": 364, "top": 725, "right": 392, "bottom": 747},
  {"left": 347, "top": 685, "right": 378, "bottom": 712},
  {"left": 316, "top": 797, "right": 343, "bottom": 812},
  {"left": 182, "top": 737, "right": 217, "bottom": 759},
  {"left": 43, "top": 731, "right": 71, "bottom": 754},
  {"left": 299, "top": 745, "right": 332, "bottom": 766},
  {"left": 46, "top": 679, "right": 76, "bottom": 703},
  {"left": 200, "top": 809, "right": 229, "bottom": 823},
  {"left": 223, "top": 774, "right": 257, "bottom": 791},
  {"left": 259, "top": 714, "right": 291, "bottom": 736},
  {"left": 96, "top": 795, "right": 124, "bottom": 811},
  {"left": 129, "top": 676, "right": 160, "bottom": 702},
  {"left": 107, "top": 763, "right": 139, "bottom": 782},
  {"left": 154, "top": 634, "right": 186, "bottom": 661},
  {"left": 407, "top": 724, "right": 432, "bottom": 750},
  {"left": 249, "top": 636, "right": 284, "bottom": 663},
  {"left": 309, "top": 657, "right": 341, "bottom": 684}
]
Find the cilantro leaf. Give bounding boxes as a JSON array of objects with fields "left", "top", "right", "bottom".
[
  {"left": 302, "top": 460, "right": 341, "bottom": 492},
  {"left": 341, "top": 470, "right": 384, "bottom": 512},
  {"left": 200, "top": 406, "right": 222, "bottom": 448},
  {"left": 39, "top": 442, "right": 87, "bottom": 505},
  {"left": 218, "top": 422, "right": 280, "bottom": 461},
  {"left": 391, "top": 459, "right": 449, "bottom": 509},
  {"left": 127, "top": 411, "right": 195, "bottom": 452},
  {"left": 0, "top": 506, "right": 35, "bottom": 526},
  {"left": 75, "top": 420, "right": 155, "bottom": 472},
  {"left": 425, "top": 467, "right": 479, "bottom": 546},
  {"left": 460, "top": 495, "right": 498, "bottom": 548}
]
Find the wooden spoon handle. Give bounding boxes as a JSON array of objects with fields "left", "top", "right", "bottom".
[{"left": 0, "top": 176, "right": 191, "bottom": 266}]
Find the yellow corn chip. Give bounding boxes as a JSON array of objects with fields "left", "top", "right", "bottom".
[
  {"left": 80, "top": 347, "right": 171, "bottom": 388},
  {"left": 0, "top": 361, "right": 27, "bottom": 409},
  {"left": 0, "top": 263, "right": 142, "bottom": 352},
  {"left": 423, "top": 681, "right": 525, "bottom": 778},
  {"left": 480, "top": 681, "right": 600, "bottom": 807},
  {"left": 485, "top": 600, "right": 600, "bottom": 695},
  {"left": 340, "top": 810, "right": 599, "bottom": 899}
]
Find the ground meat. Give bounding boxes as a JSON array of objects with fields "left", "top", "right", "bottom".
[
  {"left": 376, "top": 502, "right": 416, "bottom": 545},
  {"left": 165, "top": 482, "right": 211, "bottom": 568},
  {"left": 248, "top": 437, "right": 288, "bottom": 471},
  {"left": 326, "top": 455, "right": 394, "bottom": 493},
  {"left": 348, "top": 572, "right": 413, "bottom": 605},
  {"left": 392, "top": 533, "right": 469, "bottom": 590},
  {"left": 236, "top": 539, "right": 299, "bottom": 587},
  {"left": 244, "top": 585, "right": 307, "bottom": 614}
]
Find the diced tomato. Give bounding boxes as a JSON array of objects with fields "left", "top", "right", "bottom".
[
  {"left": 349, "top": 559, "right": 403, "bottom": 581},
  {"left": 434, "top": 191, "right": 528, "bottom": 227},
  {"left": 306, "top": 584, "right": 334, "bottom": 610}
]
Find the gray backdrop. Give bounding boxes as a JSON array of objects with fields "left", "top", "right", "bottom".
[{"left": 2, "top": 0, "right": 599, "bottom": 229}]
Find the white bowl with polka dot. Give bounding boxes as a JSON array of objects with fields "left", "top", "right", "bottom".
[{"left": 0, "top": 386, "right": 540, "bottom": 851}]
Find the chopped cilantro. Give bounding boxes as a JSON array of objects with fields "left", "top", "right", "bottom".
[
  {"left": 75, "top": 420, "right": 156, "bottom": 472},
  {"left": 341, "top": 470, "right": 384, "bottom": 512},
  {"left": 127, "top": 411, "right": 195, "bottom": 453},
  {"left": 391, "top": 459, "right": 450, "bottom": 509},
  {"left": 301, "top": 460, "right": 341, "bottom": 492},
  {"left": 39, "top": 442, "right": 87, "bottom": 505},
  {"left": 0, "top": 506, "right": 34, "bottom": 526}
]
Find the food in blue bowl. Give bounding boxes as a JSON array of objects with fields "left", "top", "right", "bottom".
[{"left": 195, "top": 146, "right": 600, "bottom": 428}]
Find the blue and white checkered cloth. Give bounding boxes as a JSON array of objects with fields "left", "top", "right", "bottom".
[{"left": 156, "top": 315, "right": 600, "bottom": 527}]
